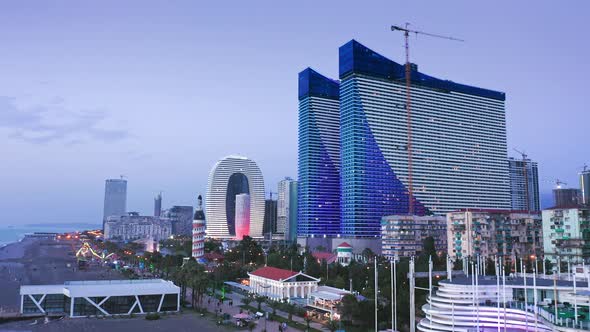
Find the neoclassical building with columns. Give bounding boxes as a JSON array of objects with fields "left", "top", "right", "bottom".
[{"left": 248, "top": 266, "right": 319, "bottom": 301}]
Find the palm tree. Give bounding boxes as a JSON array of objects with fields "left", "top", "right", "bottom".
[
  {"left": 326, "top": 319, "right": 339, "bottom": 332},
  {"left": 255, "top": 295, "right": 266, "bottom": 311},
  {"left": 241, "top": 296, "right": 253, "bottom": 309},
  {"left": 247, "top": 320, "right": 257, "bottom": 332},
  {"left": 285, "top": 301, "right": 296, "bottom": 321},
  {"left": 305, "top": 315, "right": 313, "bottom": 331},
  {"left": 268, "top": 299, "right": 280, "bottom": 317}
]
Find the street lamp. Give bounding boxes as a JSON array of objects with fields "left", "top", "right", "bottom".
[{"left": 391, "top": 254, "right": 399, "bottom": 332}]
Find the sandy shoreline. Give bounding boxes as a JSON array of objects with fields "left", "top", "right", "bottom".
[{"left": 0, "top": 238, "right": 124, "bottom": 313}]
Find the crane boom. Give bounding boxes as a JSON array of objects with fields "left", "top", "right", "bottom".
[
  {"left": 513, "top": 148, "right": 530, "bottom": 212},
  {"left": 391, "top": 24, "right": 463, "bottom": 216}
]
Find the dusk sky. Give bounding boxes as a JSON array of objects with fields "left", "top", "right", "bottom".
[{"left": 1, "top": 1, "right": 588, "bottom": 225}]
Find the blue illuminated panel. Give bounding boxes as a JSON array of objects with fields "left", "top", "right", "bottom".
[{"left": 298, "top": 68, "right": 341, "bottom": 237}]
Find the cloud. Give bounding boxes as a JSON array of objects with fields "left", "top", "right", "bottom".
[{"left": 0, "top": 96, "right": 130, "bottom": 144}]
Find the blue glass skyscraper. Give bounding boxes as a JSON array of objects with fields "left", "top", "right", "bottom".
[
  {"left": 298, "top": 68, "right": 341, "bottom": 237},
  {"left": 339, "top": 40, "right": 509, "bottom": 237}
]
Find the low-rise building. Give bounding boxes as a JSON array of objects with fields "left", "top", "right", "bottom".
[
  {"left": 381, "top": 215, "right": 447, "bottom": 259},
  {"left": 248, "top": 266, "right": 319, "bottom": 301},
  {"left": 104, "top": 214, "right": 172, "bottom": 241},
  {"left": 542, "top": 206, "right": 590, "bottom": 264},
  {"left": 20, "top": 279, "right": 180, "bottom": 317},
  {"left": 417, "top": 275, "right": 590, "bottom": 332},
  {"left": 447, "top": 209, "right": 542, "bottom": 263}
]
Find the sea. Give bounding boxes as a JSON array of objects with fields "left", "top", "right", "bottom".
[{"left": 0, "top": 223, "right": 100, "bottom": 246}]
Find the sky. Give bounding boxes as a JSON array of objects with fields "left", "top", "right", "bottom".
[{"left": 0, "top": 1, "right": 589, "bottom": 225}]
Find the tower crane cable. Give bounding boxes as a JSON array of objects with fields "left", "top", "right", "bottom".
[{"left": 391, "top": 24, "right": 464, "bottom": 215}]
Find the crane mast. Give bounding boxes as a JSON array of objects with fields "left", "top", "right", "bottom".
[
  {"left": 391, "top": 24, "right": 463, "bottom": 215},
  {"left": 514, "top": 148, "right": 530, "bottom": 212}
]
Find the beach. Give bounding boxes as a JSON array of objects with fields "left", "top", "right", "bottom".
[{"left": 0, "top": 237, "right": 123, "bottom": 313}]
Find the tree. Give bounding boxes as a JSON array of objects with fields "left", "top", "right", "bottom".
[
  {"left": 268, "top": 299, "right": 280, "bottom": 317},
  {"left": 255, "top": 295, "right": 266, "bottom": 311},
  {"left": 242, "top": 296, "right": 252, "bottom": 308},
  {"left": 337, "top": 294, "right": 358, "bottom": 324},
  {"left": 247, "top": 320, "right": 257, "bottom": 332},
  {"left": 285, "top": 302, "right": 295, "bottom": 321},
  {"left": 305, "top": 315, "right": 313, "bottom": 331},
  {"left": 326, "top": 319, "right": 339, "bottom": 332}
]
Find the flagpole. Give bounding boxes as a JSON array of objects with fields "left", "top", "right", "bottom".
[
  {"left": 374, "top": 258, "right": 378, "bottom": 332},
  {"left": 496, "top": 256, "right": 500, "bottom": 332}
]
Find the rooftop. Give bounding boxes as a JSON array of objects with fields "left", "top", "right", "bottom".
[
  {"left": 249, "top": 266, "right": 298, "bottom": 281},
  {"left": 21, "top": 279, "right": 180, "bottom": 297},
  {"left": 339, "top": 40, "right": 505, "bottom": 101}
]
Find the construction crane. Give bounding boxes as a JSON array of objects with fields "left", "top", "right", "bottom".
[
  {"left": 514, "top": 148, "right": 531, "bottom": 212},
  {"left": 555, "top": 179, "right": 567, "bottom": 189},
  {"left": 391, "top": 24, "right": 464, "bottom": 215}
]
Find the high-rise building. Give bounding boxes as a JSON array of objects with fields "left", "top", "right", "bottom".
[
  {"left": 297, "top": 68, "right": 341, "bottom": 237},
  {"left": 205, "top": 155, "right": 265, "bottom": 239},
  {"left": 287, "top": 180, "right": 298, "bottom": 243},
  {"left": 103, "top": 178, "right": 127, "bottom": 229},
  {"left": 339, "top": 40, "right": 510, "bottom": 237},
  {"left": 542, "top": 206, "right": 590, "bottom": 264},
  {"left": 154, "top": 192, "right": 162, "bottom": 217},
  {"left": 447, "top": 210, "right": 542, "bottom": 262},
  {"left": 580, "top": 168, "right": 590, "bottom": 206},
  {"left": 553, "top": 188, "right": 581, "bottom": 207},
  {"left": 508, "top": 157, "right": 540, "bottom": 211},
  {"left": 277, "top": 177, "right": 295, "bottom": 238},
  {"left": 162, "top": 206, "right": 194, "bottom": 236},
  {"left": 263, "top": 199, "right": 277, "bottom": 237},
  {"left": 192, "top": 195, "right": 206, "bottom": 260},
  {"left": 381, "top": 215, "right": 447, "bottom": 259},
  {"left": 235, "top": 193, "right": 251, "bottom": 240}
]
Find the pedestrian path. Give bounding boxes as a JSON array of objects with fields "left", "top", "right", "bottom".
[{"left": 186, "top": 288, "right": 327, "bottom": 331}]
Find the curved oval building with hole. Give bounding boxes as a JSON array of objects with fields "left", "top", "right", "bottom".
[{"left": 205, "top": 155, "right": 265, "bottom": 239}]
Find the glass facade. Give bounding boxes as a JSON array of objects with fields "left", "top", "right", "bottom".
[
  {"left": 21, "top": 293, "right": 178, "bottom": 316},
  {"left": 298, "top": 68, "right": 341, "bottom": 237},
  {"left": 103, "top": 179, "right": 127, "bottom": 229},
  {"left": 508, "top": 157, "right": 540, "bottom": 211},
  {"left": 225, "top": 173, "right": 250, "bottom": 235},
  {"left": 339, "top": 40, "right": 510, "bottom": 237}
]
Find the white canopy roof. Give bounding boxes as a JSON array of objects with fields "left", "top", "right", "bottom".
[{"left": 21, "top": 279, "right": 179, "bottom": 297}]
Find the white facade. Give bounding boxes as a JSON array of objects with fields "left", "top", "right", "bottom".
[
  {"left": 248, "top": 267, "right": 319, "bottom": 301},
  {"left": 20, "top": 279, "right": 180, "bottom": 317},
  {"left": 418, "top": 276, "right": 590, "bottom": 331},
  {"left": 206, "top": 155, "right": 265, "bottom": 239},
  {"left": 543, "top": 207, "right": 590, "bottom": 264},
  {"left": 104, "top": 215, "right": 172, "bottom": 241}
]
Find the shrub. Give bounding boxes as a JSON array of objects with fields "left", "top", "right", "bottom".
[{"left": 145, "top": 313, "right": 160, "bottom": 320}]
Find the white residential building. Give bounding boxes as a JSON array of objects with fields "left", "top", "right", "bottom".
[{"left": 543, "top": 206, "right": 590, "bottom": 264}]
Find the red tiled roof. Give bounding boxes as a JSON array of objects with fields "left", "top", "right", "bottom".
[
  {"left": 337, "top": 242, "right": 352, "bottom": 248},
  {"left": 312, "top": 252, "right": 337, "bottom": 264},
  {"left": 204, "top": 252, "right": 224, "bottom": 260},
  {"left": 250, "top": 266, "right": 298, "bottom": 281}
]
